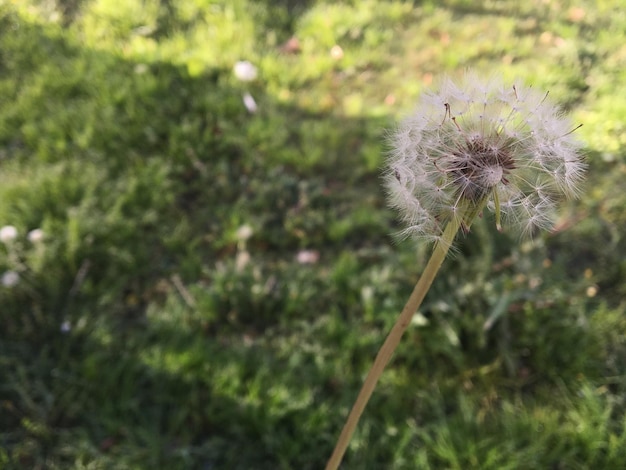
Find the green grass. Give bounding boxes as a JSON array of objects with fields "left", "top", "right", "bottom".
[{"left": 1, "top": 0, "right": 625, "bottom": 468}]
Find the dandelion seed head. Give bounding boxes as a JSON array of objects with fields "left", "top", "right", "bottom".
[{"left": 384, "top": 73, "right": 585, "bottom": 243}]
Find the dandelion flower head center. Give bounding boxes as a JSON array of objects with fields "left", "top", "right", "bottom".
[{"left": 447, "top": 135, "right": 516, "bottom": 201}]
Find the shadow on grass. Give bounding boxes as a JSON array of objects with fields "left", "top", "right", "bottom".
[{"left": 0, "top": 10, "right": 388, "bottom": 469}]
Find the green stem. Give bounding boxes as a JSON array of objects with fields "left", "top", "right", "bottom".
[{"left": 325, "top": 218, "right": 461, "bottom": 470}]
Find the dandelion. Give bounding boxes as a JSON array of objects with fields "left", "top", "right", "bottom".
[
  {"left": 233, "top": 60, "right": 258, "bottom": 82},
  {"left": 1, "top": 270, "right": 19, "bottom": 287},
  {"left": 384, "top": 73, "right": 585, "bottom": 243},
  {"left": 0, "top": 225, "right": 18, "bottom": 243},
  {"left": 326, "top": 73, "right": 585, "bottom": 470}
]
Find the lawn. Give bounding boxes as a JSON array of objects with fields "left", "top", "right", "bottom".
[{"left": 1, "top": 0, "right": 625, "bottom": 469}]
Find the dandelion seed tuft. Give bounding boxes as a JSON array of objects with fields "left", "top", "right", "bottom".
[{"left": 384, "top": 73, "right": 585, "bottom": 243}]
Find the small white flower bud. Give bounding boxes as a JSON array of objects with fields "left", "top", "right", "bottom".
[
  {"left": 27, "top": 228, "right": 45, "bottom": 243},
  {"left": 0, "top": 225, "right": 18, "bottom": 243},
  {"left": 1, "top": 270, "right": 19, "bottom": 287},
  {"left": 233, "top": 60, "right": 258, "bottom": 82},
  {"left": 60, "top": 320, "right": 72, "bottom": 333},
  {"left": 236, "top": 224, "right": 253, "bottom": 242}
]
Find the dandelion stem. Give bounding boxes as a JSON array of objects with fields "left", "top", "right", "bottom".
[{"left": 326, "top": 218, "right": 461, "bottom": 470}]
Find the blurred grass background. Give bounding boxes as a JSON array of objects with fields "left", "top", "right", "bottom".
[{"left": 0, "top": 0, "right": 625, "bottom": 468}]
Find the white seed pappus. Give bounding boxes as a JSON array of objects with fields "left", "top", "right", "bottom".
[{"left": 384, "top": 73, "right": 585, "bottom": 244}]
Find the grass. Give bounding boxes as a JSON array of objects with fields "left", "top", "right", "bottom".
[{"left": 1, "top": 0, "right": 625, "bottom": 468}]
